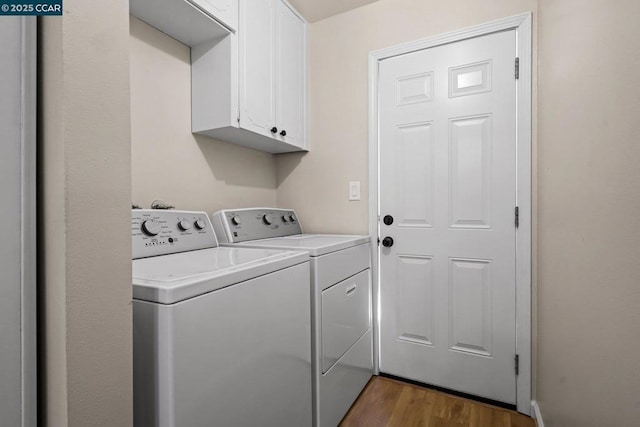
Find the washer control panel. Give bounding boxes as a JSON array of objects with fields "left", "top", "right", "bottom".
[
  {"left": 132, "top": 210, "right": 217, "bottom": 259},
  {"left": 212, "top": 208, "right": 303, "bottom": 243}
]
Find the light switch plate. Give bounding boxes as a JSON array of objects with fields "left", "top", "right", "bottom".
[{"left": 349, "top": 181, "right": 361, "bottom": 201}]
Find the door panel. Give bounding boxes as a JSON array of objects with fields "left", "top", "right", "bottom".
[
  {"left": 396, "top": 123, "right": 435, "bottom": 227},
  {"left": 276, "top": 0, "right": 305, "bottom": 148},
  {"left": 379, "top": 30, "right": 517, "bottom": 404},
  {"left": 240, "top": 0, "right": 275, "bottom": 136},
  {"left": 395, "top": 255, "right": 435, "bottom": 346},
  {"left": 449, "top": 114, "right": 492, "bottom": 228},
  {"left": 449, "top": 258, "right": 492, "bottom": 356}
]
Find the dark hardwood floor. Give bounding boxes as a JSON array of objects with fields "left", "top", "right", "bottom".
[{"left": 340, "top": 376, "right": 536, "bottom": 427}]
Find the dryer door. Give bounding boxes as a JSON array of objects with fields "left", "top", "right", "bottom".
[{"left": 321, "top": 269, "right": 371, "bottom": 373}]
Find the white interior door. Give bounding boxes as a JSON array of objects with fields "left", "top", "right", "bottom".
[{"left": 378, "top": 30, "right": 518, "bottom": 404}]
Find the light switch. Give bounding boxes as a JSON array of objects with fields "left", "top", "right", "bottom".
[{"left": 349, "top": 181, "right": 361, "bottom": 201}]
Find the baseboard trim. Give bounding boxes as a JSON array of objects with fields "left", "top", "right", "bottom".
[{"left": 531, "top": 401, "right": 544, "bottom": 427}]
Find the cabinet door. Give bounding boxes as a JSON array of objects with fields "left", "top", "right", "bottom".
[
  {"left": 190, "top": 0, "right": 238, "bottom": 32},
  {"left": 239, "top": 0, "right": 276, "bottom": 137},
  {"left": 276, "top": 1, "right": 306, "bottom": 148}
]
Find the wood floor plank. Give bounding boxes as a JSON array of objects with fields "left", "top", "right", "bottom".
[
  {"left": 468, "top": 402, "right": 495, "bottom": 427},
  {"left": 509, "top": 410, "right": 537, "bottom": 427},
  {"left": 387, "top": 383, "right": 432, "bottom": 426},
  {"left": 340, "top": 376, "right": 535, "bottom": 427},
  {"left": 340, "top": 376, "right": 404, "bottom": 427}
]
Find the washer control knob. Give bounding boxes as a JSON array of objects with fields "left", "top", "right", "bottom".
[
  {"left": 194, "top": 218, "right": 207, "bottom": 230},
  {"left": 289, "top": 214, "right": 297, "bottom": 222},
  {"left": 231, "top": 215, "right": 241, "bottom": 226},
  {"left": 263, "top": 214, "right": 274, "bottom": 225},
  {"left": 141, "top": 219, "right": 161, "bottom": 236},
  {"left": 178, "top": 220, "right": 192, "bottom": 231},
  {"left": 282, "top": 215, "right": 289, "bottom": 223}
]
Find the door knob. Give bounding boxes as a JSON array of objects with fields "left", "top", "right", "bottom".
[
  {"left": 270, "top": 127, "right": 278, "bottom": 133},
  {"left": 383, "top": 215, "right": 394, "bottom": 225},
  {"left": 382, "top": 237, "right": 394, "bottom": 247},
  {"left": 280, "top": 130, "right": 287, "bottom": 137}
]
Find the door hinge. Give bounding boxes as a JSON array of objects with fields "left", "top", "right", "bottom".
[
  {"left": 515, "top": 354, "right": 520, "bottom": 375},
  {"left": 514, "top": 206, "right": 519, "bottom": 228},
  {"left": 515, "top": 57, "right": 520, "bottom": 80}
]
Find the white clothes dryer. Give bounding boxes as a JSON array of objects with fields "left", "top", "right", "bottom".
[
  {"left": 212, "top": 208, "right": 373, "bottom": 427},
  {"left": 132, "top": 209, "right": 312, "bottom": 427}
]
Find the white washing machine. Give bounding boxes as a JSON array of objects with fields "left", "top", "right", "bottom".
[
  {"left": 131, "top": 209, "right": 312, "bottom": 427},
  {"left": 211, "top": 208, "right": 373, "bottom": 427}
]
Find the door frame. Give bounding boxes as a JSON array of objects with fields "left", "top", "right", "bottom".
[
  {"left": 368, "top": 13, "right": 533, "bottom": 415},
  {"left": 0, "top": 16, "right": 37, "bottom": 427}
]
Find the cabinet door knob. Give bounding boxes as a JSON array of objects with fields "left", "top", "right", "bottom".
[
  {"left": 383, "top": 215, "right": 394, "bottom": 225},
  {"left": 270, "top": 127, "right": 278, "bottom": 133},
  {"left": 382, "top": 237, "right": 394, "bottom": 247},
  {"left": 280, "top": 130, "right": 287, "bottom": 137}
]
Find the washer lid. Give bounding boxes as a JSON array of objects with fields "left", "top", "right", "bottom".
[
  {"left": 132, "top": 246, "right": 308, "bottom": 304},
  {"left": 233, "top": 234, "right": 371, "bottom": 257}
]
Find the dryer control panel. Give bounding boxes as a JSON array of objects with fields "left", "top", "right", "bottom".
[
  {"left": 212, "top": 208, "right": 303, "bottom": 243},
  {"left": 132, "top": 210, "right": 217, "bottom": 259}
]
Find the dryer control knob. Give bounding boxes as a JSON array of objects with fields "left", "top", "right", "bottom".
[
  {"left": 178, "top": 220, "right": 192, "bottom": 231},
  {"left": 194, "top": 218, "right": 207, "bottom": 230},
  {"left": 289, "top": 214, "right": 297, "bottom": 222},
  {"left": 263, "top": 214, "right": 274, "bottom": 225},
  {"left": 231, "top": 215, "right": 241, "bottom": 226},
  {"left": 141, "top": 219, "right": 161, "bottom": 236},
  {"left": 282, "top": 215, "right": 289, "bottom": 223}
]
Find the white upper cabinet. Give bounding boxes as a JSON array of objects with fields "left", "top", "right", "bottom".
[
  {"left": 192, "top": 0, "right": 308, "bottom": 153},
  {"left": 132, "top": 0, "right": 307, "bottom": 154},
  {"left": 194, "top": 0, "right": 239, "bottom": 31},
  {"left": 130, "top": 0, "right": 236, "bottom": 47}
]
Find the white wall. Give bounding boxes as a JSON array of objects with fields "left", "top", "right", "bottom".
[
  {"left": 130, "top": 17, "right": 277, "bottom": 214},
  {"left": 41, "top": 1, "right": 133, "bottom": 425},
  {"left": 276, "top": 0, "right": 537, "bottom": 234},
  {"left": 536, "top": 1, "right": 640, "bottom": 425}
]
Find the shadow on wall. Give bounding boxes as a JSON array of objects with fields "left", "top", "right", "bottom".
[
  {"left": 195, "top": 135, "right": 277, "bottom": 189},
  {"left": 276, "top": 151, "right": 306, "bottom": 187}
]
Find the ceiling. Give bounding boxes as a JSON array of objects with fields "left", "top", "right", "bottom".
[{"left": 287, "top": 0, "right": 379, "bottom": 23}]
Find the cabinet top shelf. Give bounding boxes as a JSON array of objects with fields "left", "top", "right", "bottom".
[{"left": 131, "top": 0, "right": 232, "bottom": 47}]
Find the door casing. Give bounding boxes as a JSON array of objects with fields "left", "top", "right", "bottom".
[
  {"left": 0, "top": 16, "right": 37, "bottom": 427},
  {"left": 368, "top": 13, "right": 532, "bottom": 415}
]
